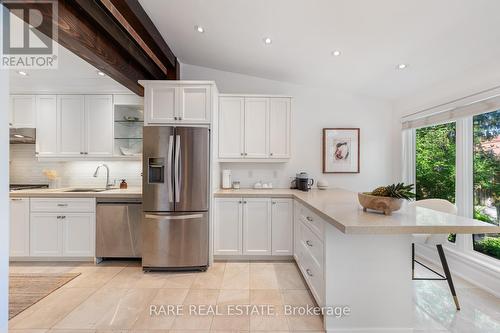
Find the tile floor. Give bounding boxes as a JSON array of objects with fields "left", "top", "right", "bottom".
[{"left": 7, "top": 259, "right": 500, "bottom": 333}]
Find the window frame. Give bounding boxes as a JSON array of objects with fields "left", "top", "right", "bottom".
[{"left": 405, "top": 116, "right": 499, "bottom": 264}]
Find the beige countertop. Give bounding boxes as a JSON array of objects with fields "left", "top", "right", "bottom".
[
  {"left": 9, "top": 187, "right": 142, "bottom": 199},
  {"left": 214, "top": 188, "right": 500, "bottom": 235}
]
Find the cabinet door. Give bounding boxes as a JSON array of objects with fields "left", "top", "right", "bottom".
[
  {"left": 85, "top": 95, "right": 113, "bottom": 157},
  {"left": 10, "top": 95, "right": 36, "bottom": 128},
  {"left": 35, "top": 95, "right": 58, "bottom": 157},
  {"left": 218, "top": 97, "right": 244, "bottom": 158},
  {"left": 62, "top": 213, "right": 95, "bottom": 257},
  {"left": 243, "top": 198, "right": 271, "bottom": 255},
  {"left": 30, "top": 213, "right": 63, "bottom": 256},
  {"left": 58, "top": 95, "right": 85, "bottom": 156},
  {"left": 269, "top": 98, "right": 291, "bottom": 158},
  {"left": 179, "top": 85, "right": 211, "bottom": 123},
  {"left": 244, "top": 98, "right": 269, "bottom": 158},
  {"left": 10, "top": 198, "right": 30, "bottom": 257},
  {"left": 214, "top": 198, "right": 243, "bottom": 255},
  {"left": 271, "top": 198, "right": 293, "bottom": 255},
  {"left": 146, "top": 85, "right": 178, "bottom": 123}
]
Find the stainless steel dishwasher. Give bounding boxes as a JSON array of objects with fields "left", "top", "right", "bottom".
[{"left": 96, "top": 198, "right": 142, "bottom": 258}]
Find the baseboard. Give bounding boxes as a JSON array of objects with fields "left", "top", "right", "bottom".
[
  {"left": 10, "top": 256, "right": 95, "bottom": 262},
  {"left": 214, "top": 255, "right": 294, "bottom": 261},
  {"left": 415, "top": 244, "right": 500, "bottom": 297}
]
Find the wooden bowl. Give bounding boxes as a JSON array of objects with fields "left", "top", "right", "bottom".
[{"left": 357, "top": 193, "right": 403, "bottom": 216}]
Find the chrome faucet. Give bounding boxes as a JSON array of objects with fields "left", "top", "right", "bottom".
[{"left": 93, "top": 164, "right": 115, "bottom": 189}]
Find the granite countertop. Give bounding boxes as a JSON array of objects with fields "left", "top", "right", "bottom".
[
  {"left": 214, "top": 188, "right": 500, "bottom": 235},
  {"left": 9, "top": 187, "right": 142, "bottom": 199}
]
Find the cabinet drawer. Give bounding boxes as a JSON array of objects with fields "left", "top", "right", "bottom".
[
  {"left": 299, "top": 221, "right": 323, "bottom": 268},
  {"left": 31, "top": 198, "right": 95, "bottom": 213},
  {"left": 297, "top": 240, "right": 324, "bottom": 306},
  {"left": 298, "top": 203, "right": 324, "bottom": 240}
]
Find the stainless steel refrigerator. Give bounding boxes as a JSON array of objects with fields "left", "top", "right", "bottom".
[{"left": 142, "top": 126, "right": 209, "bottom": 271}]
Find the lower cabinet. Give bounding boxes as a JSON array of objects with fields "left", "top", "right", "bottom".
[
  {"left": 214, "top": 197, "right": 293, "bottom": 256},
  {"left": 243, "top": 198, "right": 272, "bottom": 255},
  {"left": 271, "top": 199, "right": 293, "bottom": 255},
  {"left": 30, "top": 213, "right": 95, "bottom": 257},
  {"left": 10, "top": 198, "right": 30, "bottom": 257},
  {"left": 214, "top": 198, "right": 243, "bottom": 255}
]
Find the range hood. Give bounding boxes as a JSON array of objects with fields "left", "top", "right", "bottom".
[{"left": 10, "top": 128, "right": 36, "bottom": 144}]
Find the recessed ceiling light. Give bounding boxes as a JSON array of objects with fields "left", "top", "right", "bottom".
[
  {"left": 332, "top": 50, "right": 341, "bottom": 56},
  {"left": 195, "top": 25, "right": 205, "bottom": 33},
  {"left": 263, "top": 37, "right": 272, "bottom": 45},
  {"left": 396, "top": 63, "right": 408, "bottom": 70},
  {"left": 97, "top": 71, "right": 106, "bottom": 77},
  {"left": 17, "top": 70, "right": 28, "bottom": 76}
]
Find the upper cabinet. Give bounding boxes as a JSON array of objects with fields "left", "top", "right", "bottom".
[
  {"left": 34, "top": 94, "right": 114, "bottom": 159},
  {"left": 218, "top": 95, "right": 292, "bottom": 161},
  {"left": 140, "top": 81, "right": 216, "bottom": 125},
  {"left": 10, "top": 95, "right": 36, "bottom": 128}
]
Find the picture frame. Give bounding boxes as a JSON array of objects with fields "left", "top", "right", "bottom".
[{"left": 322, "top": 128, "right": 360, "bottom": 173}]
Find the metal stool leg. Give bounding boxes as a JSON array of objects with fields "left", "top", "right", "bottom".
[
  {"left": 412, "top": 243, "right": 415, "bottom": 279},
  {"left": 436, "top": 244, "right": 460, "bottom": 310}
]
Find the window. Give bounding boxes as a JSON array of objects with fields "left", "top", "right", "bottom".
[
  {"left": 415, "top": 122, "right": 457, "bottom": 242},
  {"left": 472, "top": 110, "right": 500, "bottom": 260}
]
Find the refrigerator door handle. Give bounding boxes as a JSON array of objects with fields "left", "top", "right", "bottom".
[
  {"left": 145, "top": 214, "right": 203, "bottom": 220},
  {"left": 167, "top": 135, "right": 174, "bottom": 203},
  {"left": 174, "top": 134, "right": 181, "bottom": 203}
]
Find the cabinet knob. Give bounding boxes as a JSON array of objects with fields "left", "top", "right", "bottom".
[
  {"left": 179, "top": 117, "right": 182, "bottom": 120},
  {"left": 84, "top": 152, "right": 88, "bottom": 155},
  {"left": 240, "top": 153, "right": 244, "bottom": 156},
  {"left": 80, "top": 152, "right": 83, "bottom": 155},
  {"left": 272, "top": 201, "right": 276, "bottom": 205},
  {"left": 270, "top": 153, "right": 273, "bottom": 156},
  {"left": 244, "top": 153, "right": 248, "bottom": 156},
  {"left": 306, "top": 216, "right": 313, "bottom": 222},
  {"left": 306, "top": 269, "right": 313, "bottom": 277},
  {"left": 238, "top": 201, "right": 242, "bottom": 204},
  {"left": 243, "top": 201, "right": 247, "bottom": 204},
  {"left": 306, "top": 240, "right": 313, "bottom": 247}
]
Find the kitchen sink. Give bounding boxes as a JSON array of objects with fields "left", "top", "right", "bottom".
[{"left": 63, "top": 188, "right": 108, "bottom": 192}]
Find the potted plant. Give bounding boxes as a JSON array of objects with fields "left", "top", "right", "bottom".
[{"left": 358, "top": 183, "right": 415, "bottom": 215}]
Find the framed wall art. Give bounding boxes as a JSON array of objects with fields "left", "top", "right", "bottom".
[{"left": 322, "top": 128, "right": 360, "bottom": 173}]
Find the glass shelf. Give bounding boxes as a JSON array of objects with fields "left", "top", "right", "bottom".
[{"left": 114, "top": 120, "right": 144, "bottom": 123}]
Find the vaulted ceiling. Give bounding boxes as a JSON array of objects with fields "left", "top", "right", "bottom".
[{"left": 139, "top": 0, "right": 500, "bottom": 101}]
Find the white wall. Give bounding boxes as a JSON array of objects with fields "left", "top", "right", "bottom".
[
  {"left": 9, "top": 145, "right": 142, "bottom": 187},
  {"left": 0, "top": 28, "right": 9, "bottom": 333},
  {"left": 182, "top": 63, "right": 394, "bottom": 192}
]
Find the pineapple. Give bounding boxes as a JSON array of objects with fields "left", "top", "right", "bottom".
[{"left": 370, "top": 183, "right": 415, "bottom": 200}]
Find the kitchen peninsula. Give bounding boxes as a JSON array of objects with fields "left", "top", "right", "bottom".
[{"left": 215, "top": 188, "right": 500, "bottom": 332}]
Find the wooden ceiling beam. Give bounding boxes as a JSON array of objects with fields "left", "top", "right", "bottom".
[{"left": 4, "top": 0, "right": 179, "bottom": 96}]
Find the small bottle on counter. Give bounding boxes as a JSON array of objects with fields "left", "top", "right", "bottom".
[{"left": 120, "top": 179, "right": 128, "bottom": 189}]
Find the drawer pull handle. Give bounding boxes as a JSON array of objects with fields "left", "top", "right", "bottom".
[
  {"left": 306, "top": 216, "right": 313, "bottom": 222},
  {"left": 306, "top": 269, "right": 313, "bottom": 277},
  {"left": 306, "top": 240, "right": 313, "bottom": 247},
  {"left": 57, "top": 203, "right": 68, "bottom": 207},
  {"left": 56, "top": 215, "right": 66, "bottom": 219}
]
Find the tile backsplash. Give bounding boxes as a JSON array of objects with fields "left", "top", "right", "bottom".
[{"left": 10, "top": 145, "right": 142, "bottom": 187}]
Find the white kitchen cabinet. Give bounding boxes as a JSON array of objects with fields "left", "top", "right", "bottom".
[
  {"left": 271, "top": 198, "right": 293, "bottom": 255},
  {"left": 35, "top": 95, "right": 58, "bottom": 157},
  {"left": 179, "top": 85, "right": 211, "bottom": 123},
  {"left": 10, "top": 95, "right": 36, "bottom": 128},
  {"left": 214, "top": 198, "right": 243, "bottom": 255},
  {"left": 218, "top": 95, "right": 291, "bottom": 161},
  {"left": 269, "top": 98, "right": 291, "bottom": 158},
  {"left": 85, "top": 95, "right": 113, "bottom": 157},
  {"left": 218, "top": 97, "right": 244, "bottom": 158},
  {"left": 10, "top": 198, "right": 30, "bottom": 257},
  {"left": 141, "top": 81, "right": 214, "bottom": 125},
  {"left": 244, "top": 98, "right": 269, "bottom": 158},
  {"left": 30, "top": 213, "right": 63, "bottom": 257},
  {"left": 29, "top": 198, "right": 96, "bottom": 258},
  {"left": 62, "top": 213, "right": 95, "bottom": 257},
  {"left": 58, "top": 95, "right": 85, "bottom": 156},
  {"left": 243, "top": 198, "right": 272, "bottom": 255},
  {"left": 146, "top": 85, "right": 178, "bottom": 123}
]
